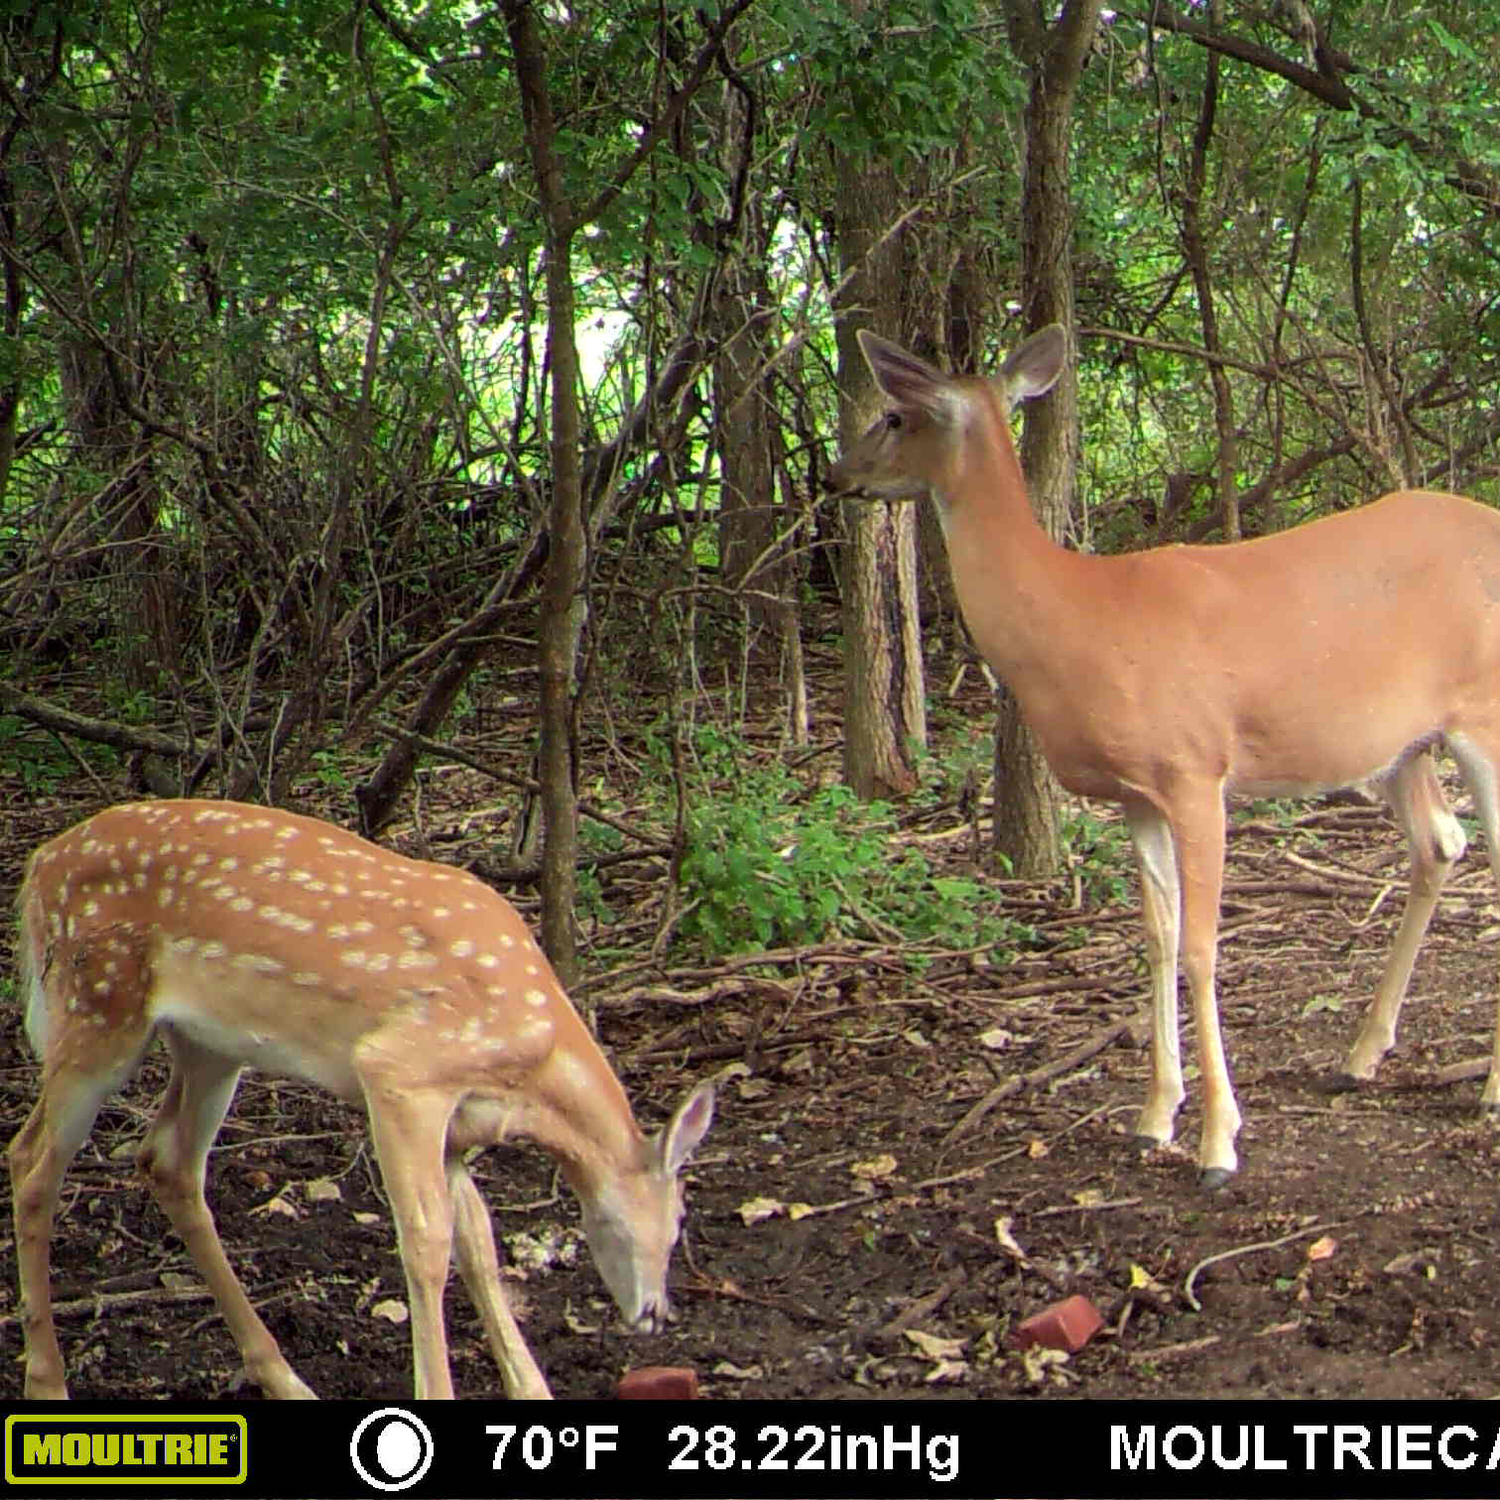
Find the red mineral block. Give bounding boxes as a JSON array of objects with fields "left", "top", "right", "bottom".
[
  {"left": 1010, "top": 1294, "right": 1104, "bottom": 1354},
  {"left": 616, "top": 1365, "right": 700, "bottom": 1400}
]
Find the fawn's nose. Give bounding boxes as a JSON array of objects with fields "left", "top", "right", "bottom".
[{"left": 626, "top": 1295, "right": 672, "bottom": 1334}]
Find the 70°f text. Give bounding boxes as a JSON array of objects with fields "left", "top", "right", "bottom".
[{"left": 487, "top": 1424, "right": 621, "bottom": 1471}]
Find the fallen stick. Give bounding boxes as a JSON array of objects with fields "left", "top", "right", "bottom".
[
  {"left": 1125, "top": 1334, "right": 1221, "bottom": 1364},
  {"left": 0, "top": 1285, "right": 213, "bottom": 1328},
  {"left": 942, "top": 1017, "right": 1139, "bottom": 1149},
  {"left": 1183, "top": 1220, "right": 1351, "bottom": 1312},
  {"left": 1425, "top": 1057, "right": 1491, "bottom": 1086},
  {"left": 1032, "top": 1196, "right": 1142, "bottom": 1218},
  {"left": 866, "top": 1268, "right": 968, "bottom": 1349}
]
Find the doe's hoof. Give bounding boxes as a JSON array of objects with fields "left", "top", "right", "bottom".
[{"left": 1197, "top": 1166, "right": 1235, "bottom": 1192}]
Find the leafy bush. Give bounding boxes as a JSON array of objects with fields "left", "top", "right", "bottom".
[
  {"left": 0, "top": 714, "right": 115, "bottom": 794},
  {"left": 1063, "top": 808, "right": 1132, "bottom": 906},
  {"left": 673, "top": 757, "right": 1029, "bottom": 960}
]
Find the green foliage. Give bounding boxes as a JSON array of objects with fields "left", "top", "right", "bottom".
[
  {"left": 572, "top": 863, "right": 617, "bottom": 931},
  {"left": 911, "top": 720, "right": 995, "bottom": 808},
  {"left": 102, "top": 685, "right": 158, "bottom": 726},
  {"left": 790, "top": 0, "right": 1016, "bottom": 160},
  {"left": 1237, "top": 799, "right": 1302, "bottom": 830},
  {"left": 676, "top": 779, "right": 868, "bottom": 952},
  {"left": 1300, "top": 993, "right": 1345, "bottom": 1020},
  {"left": 12, "top": 0, "right": 1500, "bottom": 861},
  {"left": 669, "top": 730, "right": 1029, "bottom": 960},
  {"left": 0, "top": 715, "right": 113, "bottom": 794},
  {"left": 1063, "top": 809, "right": 1131, "bottom": 908},
  {"left": 309, "top": 750, "right": 353, "bottom": 791}
]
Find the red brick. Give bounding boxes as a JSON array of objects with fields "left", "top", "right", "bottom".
[
  {"left": 1010, "top": 1294, "right": 1104, "bottom": 1354},
  {"left": 616, "top": 1365, "right": 699, "bottom": 1399}
]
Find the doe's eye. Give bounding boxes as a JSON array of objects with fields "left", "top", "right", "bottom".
[{"left": 884, "top": 411, "right": 903, "bottom": 431}]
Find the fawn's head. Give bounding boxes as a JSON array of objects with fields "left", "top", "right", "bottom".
[{"left": 576, "top": 1078, "right": 716, "bottom": 1331}]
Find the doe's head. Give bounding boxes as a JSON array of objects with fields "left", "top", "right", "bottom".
[{"left": 825, "top": 325, "right": 1067, "bottom": 501}]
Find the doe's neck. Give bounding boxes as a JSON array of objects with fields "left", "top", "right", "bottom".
[
  {"left": 931, "top": 390, "right": 1059, "bottom": 553},
  {"left": 929, "top": 389, "right": 1085, "bottom": 678}
]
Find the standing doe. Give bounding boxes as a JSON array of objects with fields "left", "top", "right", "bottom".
[
  {"left": 827, "top": 325, "right": 1500, "bottom": 1187},
  {"left": 9, "top": 799, "right": 715, "bottom": 1398}
]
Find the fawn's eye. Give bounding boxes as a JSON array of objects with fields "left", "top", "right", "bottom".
[{"left": 884, "top": 411, "right": 903, "bottom": 431}]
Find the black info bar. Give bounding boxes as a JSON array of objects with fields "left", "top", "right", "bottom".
[{"left": 6, "top": 1400, "right": 1500, "bottom": 1499}]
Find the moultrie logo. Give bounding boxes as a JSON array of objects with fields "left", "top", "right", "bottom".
[
  {"left": 348, "top": 1408, "right": 436, "bottom": 1493},
  {"left": 4, "top": 1414, "right": 247, "bottom": 1485}
]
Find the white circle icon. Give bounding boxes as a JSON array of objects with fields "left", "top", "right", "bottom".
[{"left": 350, "top": 1408, "right": 435, "bottom": 1492}]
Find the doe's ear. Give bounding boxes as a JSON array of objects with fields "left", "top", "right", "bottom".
[
  {"left": 855, "top": 329, "right": 950, "bottom": 418},
  {"left": 999, "top": 324, "right": 1067, "bottom": 403}
]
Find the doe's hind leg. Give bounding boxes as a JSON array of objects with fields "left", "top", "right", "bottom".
[
  {"left": 1340, "top": 753, "right": 1465, "bottom": 1088},
  {"left": 1447, "top": 732, "right": 1500, "bottom": 1111}
]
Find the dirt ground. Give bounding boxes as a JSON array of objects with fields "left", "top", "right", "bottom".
[{"left": 6, "top": 743, "right": 1500, "bottom": 1406}]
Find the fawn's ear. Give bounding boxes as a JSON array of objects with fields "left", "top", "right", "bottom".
[
  {"left": 660, "top": 1080, "right": 716, "bottom": 1174},
  {"left": 999, "top": 324, "right": 1067, "bottom": 404}
]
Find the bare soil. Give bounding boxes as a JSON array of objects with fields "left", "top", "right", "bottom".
[{"left": 6, "top": 704, "right": 1500, "bottom": 1405}]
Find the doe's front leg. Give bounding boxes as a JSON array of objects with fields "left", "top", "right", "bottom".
[
  {"left": 1125, "top": 807, "right": 1186, "bottom": 1155},
  {"left": 1175, "top": 794, "right": 1240, "bottom": 1190}
]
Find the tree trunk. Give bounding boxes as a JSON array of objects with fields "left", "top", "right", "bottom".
[
  {"left": 993, "top": 0, "right": 1105, "bottom": 876},
  {"left": 832, "top": 158, "right": 926, "bottom": 800},
  {"left": 57, "top": 337, "right": 176, "bottom": 689},
  {"left": 1179, "top": 0, "right": 1241, "bottom": 541},
  {"left": 505, "top": 0, "right": 587, "bottom": 985},
  {"left": 712, "top": 237, "right": 808, "bottom": 744},
  {"left": 713, "top": 273, "right": 778, "bottom": 619},
  {"left": 712, "top": 78, "right": 779, "bottom": 621}
]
